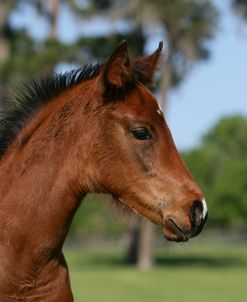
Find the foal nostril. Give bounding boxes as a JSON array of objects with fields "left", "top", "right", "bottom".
[{"left": 190, "top": 201, "right": 203, "bottom": 229}]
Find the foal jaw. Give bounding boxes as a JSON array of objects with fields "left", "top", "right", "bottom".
[{"left": 117, "top": 196, "right": 163, "bottom": 226}]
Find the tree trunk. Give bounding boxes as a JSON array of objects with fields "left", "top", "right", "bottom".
[
  {"left": 125, "top": 216, "right": 154, "bottom": 270},
  {"left": 0, "top": 1, "right": 11, "bottom": 60},
  {"left": 49, "top": 0, "right": 59, "bottom": 38},
  {"left": 0, "top": 1, "right": 12, "bottom": 105},
  {"left": 159, "top": 55, "right": 172, "bottom": 111},
  {"left": 137, "top": 219, "right": 154, "bottom": 270},
  {"left": 125, "top": 215, "right": 141, "bottom": 264}
]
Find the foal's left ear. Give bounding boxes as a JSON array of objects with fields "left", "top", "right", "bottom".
[
  {"left": 103, "top": 40, "right": 132, "bottom": 89},
  {"left": 134, "top": 41, "right": 163, "bottom": 85}
]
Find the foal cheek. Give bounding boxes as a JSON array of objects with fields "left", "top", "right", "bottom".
[{"left": 131, "top": 142, "right": 155, "bottom": 173}]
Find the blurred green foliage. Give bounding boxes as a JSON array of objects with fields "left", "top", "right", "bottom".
[
  {"left": 183, "top": 115, "right": 247, "bottom": 227},
  {"left": 69, "top": 194, "right": 125, "bottom": 238},
  {"left": 0, "top": 0, "right": 218, "bottom": 101}
]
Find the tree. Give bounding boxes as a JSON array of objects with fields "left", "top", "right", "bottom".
[{"left": 107, "top": 0, "right": 218, "bottom": 108}]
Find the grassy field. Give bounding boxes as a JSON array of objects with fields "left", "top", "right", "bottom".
[{"left": 65, "top": 242, "right": 247, "bottom": 302}]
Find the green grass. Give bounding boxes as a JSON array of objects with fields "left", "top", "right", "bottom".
[{"left": 65, "top": 243, "right": 247, "bottom": 302}]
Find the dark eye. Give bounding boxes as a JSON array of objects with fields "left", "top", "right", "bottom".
[{"left": 131, "top": 128, "right": 152, "bottom": 140}]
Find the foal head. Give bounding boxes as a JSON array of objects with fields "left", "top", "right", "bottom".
[{"left": 76, "top": 41, "right": 208, "bottom": 242}]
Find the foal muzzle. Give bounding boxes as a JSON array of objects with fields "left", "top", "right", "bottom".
[{"left": 163, "top": 199, "right": 208, "bottom": 242}]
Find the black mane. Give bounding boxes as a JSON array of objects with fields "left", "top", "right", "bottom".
[{"left": 0, "top": 63, "right": 101, "bottom": 158}]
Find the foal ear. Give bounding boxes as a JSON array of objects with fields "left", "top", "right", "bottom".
[
  {"left": 134, "top": 41, "right": 163, "bottom": 85},
  {"left": 103, "top": 40, "right": 132, "bottom": 88}
]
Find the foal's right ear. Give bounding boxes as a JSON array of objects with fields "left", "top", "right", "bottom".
[
  {"left": 103, "top": 41, "right": 132, "bottom": 89},
  {"left": 134, "top": 41, "right": 163, "bottom": 85}
]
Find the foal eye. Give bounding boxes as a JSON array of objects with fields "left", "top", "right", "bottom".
[{"left": 131, "top": 128, "right": 152, "bottom": 140}]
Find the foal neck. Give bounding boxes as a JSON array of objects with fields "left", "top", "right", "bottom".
[{"left": 0, "top": 88, "right": 93, "bottom": 298}]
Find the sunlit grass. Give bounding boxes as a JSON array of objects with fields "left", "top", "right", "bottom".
[{"left": 65, "top": 243, "right": 247, "bottom": 302}]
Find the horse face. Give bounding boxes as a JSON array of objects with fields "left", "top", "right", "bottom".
[
  {"left": 100, "top": 84, "right": 207, "bottom": 241},
  {"left": 95, "top": 41, "right": 208, "bottom": 242}
]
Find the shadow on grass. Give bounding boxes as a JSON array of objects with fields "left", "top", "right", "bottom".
[
  {"left": 155, "top": 255, "right": 247, "bottom": 268},
  {"left": 67, "top": 251, "right": 247, "bottom": 269}
]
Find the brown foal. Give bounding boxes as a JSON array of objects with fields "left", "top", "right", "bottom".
[{"left": 0, "top": 41, "right": 207, "bottom": 301}]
